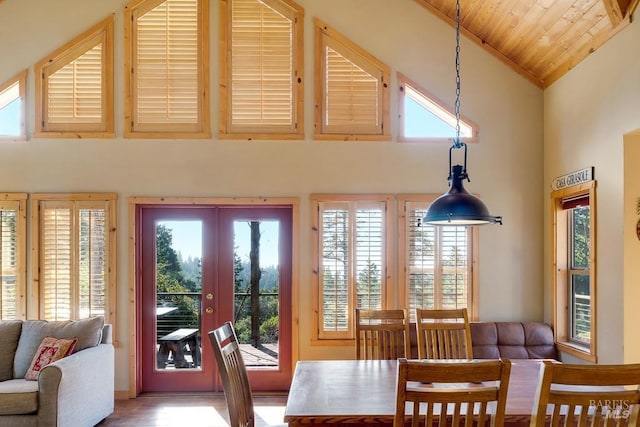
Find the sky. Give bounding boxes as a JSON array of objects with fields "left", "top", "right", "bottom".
[{"left": 160, "top": 220, "right": 280, "bottom": 267}]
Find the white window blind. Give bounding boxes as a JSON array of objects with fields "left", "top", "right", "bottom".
[
  {"left": 0, "top": 204, "right": 18, "bottom": 319},
  {"left": 229, "top": 0, "right": 298, "bottom": 133},
  {"left": 317, "top": 199, "right": 386, "bottom": 339},
  {"left": 131, "top": 0, "right": 204, "bottom": 133},
  {"left": 405, "top": 201, "right": 471, "bottom": 320},
  {"left": 40, "top": 201, "right": 109, "bottom": 321}
]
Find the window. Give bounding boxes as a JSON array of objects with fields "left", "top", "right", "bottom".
[
  {"left": 551, "top": 182, "right": 596, "bottom": 362},
  {"left": 314, "top": 18, "right": 390, "bottom": 140},
  {"left": 125, "top": 0, "right": 210, "bottom": 138},
  {"left": 34, "top": 17, "right": 114, "bottom": 137},
  {"left": 31, "top": 194, "right": 117, "bottom": 330},
  {"left": 397, "top": 73, "right": 477, "bottom": 142},
  {"left": 398, "top": 196, "right": 477, "bottom": 321},
  {"left": 312, "top": 195, "right": 393, "bottom": 340},
  {"left": 0, "top": 194, "right": 27, "bottom": 319},
  {"left": 0, "top": 70, "right": 27, "bottom": 140},
  {"left": 219, "top": 0, "right": 304, "bottom": 139}
]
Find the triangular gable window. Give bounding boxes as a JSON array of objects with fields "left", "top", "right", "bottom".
[
  {"left": 0, "top": 71, "right": 26, "bottom": 140},
  {"left": 314, "top": 18, "right": 390, "bottom": 140},
  {"left": 35, "top": 17, "right": 114, "bottom": 137},
  {"left": 398, "top": 73, "right": 477, "bottom": 142}
]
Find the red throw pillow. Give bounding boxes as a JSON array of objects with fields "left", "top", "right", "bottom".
[{"left": 25, "top": 336, "right": 78, "bottom": 381}]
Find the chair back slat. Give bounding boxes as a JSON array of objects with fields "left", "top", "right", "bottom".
[
  {"left": 209, "top": 321, "right": 255, "bottom": 427},
  {"left": 416, "top": 308, "right": 473, "bottom": 360},
  {"left": 531, "top": 360, "right": 640, "bottom": 427},
  {"left": 356, "top": 309, "right": 410, "bottom": 360},
  {"left": 394, "top": 358, "right": 511, "bottom": 427}
]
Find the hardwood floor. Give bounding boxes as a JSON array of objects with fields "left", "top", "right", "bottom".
[{"left": 98, "top": 393, "right": 288, "bottom": 427}]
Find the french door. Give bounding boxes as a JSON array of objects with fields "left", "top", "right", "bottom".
[{"left": 137, "top": 204, "right": 292, "bottom": 392}]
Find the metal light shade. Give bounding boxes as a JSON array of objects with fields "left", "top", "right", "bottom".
[
  {"left": 423, "top": 0, "right": 502, "bottom": 227},
  {"left": 423, "top": 164, "right": 502, "bottom": 226}
]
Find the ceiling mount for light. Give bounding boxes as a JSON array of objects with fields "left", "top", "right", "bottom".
[{"left": 422, "top": 0, "right": 502, "bottom": 227}]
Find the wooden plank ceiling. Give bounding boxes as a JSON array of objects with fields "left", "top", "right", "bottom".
[{"left": 415, "top": 0, "right": 638, "bottom": 88}]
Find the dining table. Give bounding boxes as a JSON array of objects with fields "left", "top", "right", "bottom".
[{"left": 284, "top": 358, "right": 547, "bottom": 426}]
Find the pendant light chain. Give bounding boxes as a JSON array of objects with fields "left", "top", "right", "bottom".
[
  {"left": 423, "top": 0, "right": 502, "bottom": 226},
  {"left": 454, "top": 0, "right": 462, "bottom": 149}
]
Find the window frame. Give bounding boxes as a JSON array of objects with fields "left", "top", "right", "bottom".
[
  {"left": 397, "top": 194, "right": 479, "bottom": 321},
  {"left": 551, "top": 181, "right": 597, "bottom": 362},
  {"left": 313, "top": 18, "right": 390, "bottom": 141},
  {"left": 0, "top": 193, "right": 27, "bottom": 320},
  {"left": 0, "top": 70, "right": 27, "bottom": 141},
  {"left": 218, "top": 0, "right": 304, "bottom": 140},
  {"left": 397, "top": 72, "right": 478, "bottom": 143},
  {"left": 34, "top": 16, "right": 114, "bottom": 138},
  {"left": 311, "top": 194, "right": 394, "bottom": 343},
  {"left": 124, "top": 0, "right": 211, "bottom": 139},
  {"left": 30, "top": 193, "right": 117, "bottom": 341}
]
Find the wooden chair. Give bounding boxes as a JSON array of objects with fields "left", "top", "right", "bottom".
[
  {"left": 355, "top": 308, "right": 410, "bottom": 360},
  {"left": 209, "top": 321, "right": 256, "bottom": 427},
  {"left": 415, "top": 308, "right": 473, "bottom": 360},
  {"left": 394, "top": 357, "right": 512, "bottom": 427},
  {"left": 530, "top": 360, "right": 640, "bottom": 427}
]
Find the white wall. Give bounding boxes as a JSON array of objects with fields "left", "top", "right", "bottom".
[
  {"left": 0, "top": 0, "right": 544, "bottom": 391},
  {"left": 544, "top": 17, "right": 640, "bottom": 364}
]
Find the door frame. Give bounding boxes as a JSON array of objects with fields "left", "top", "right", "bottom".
[{"left": 128, "top": 197, "right": 300, "bottom": 397}]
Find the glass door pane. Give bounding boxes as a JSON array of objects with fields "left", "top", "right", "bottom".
[
  {"left": 155, "top": 220, "right": 203, "bottom": 370},
  {"left": 232, "top": 220, "right": 279, "bottom": 369}
]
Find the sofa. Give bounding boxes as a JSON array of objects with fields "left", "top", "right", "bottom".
[
  {"left": 470, "top": 321, "right": 558, "bottom": 360},
  {"left": 0, "top": 316, "right": 114, "bottom": 427},
  {"left": 408, "top": 320, "right": 558, "bottom": 360}
]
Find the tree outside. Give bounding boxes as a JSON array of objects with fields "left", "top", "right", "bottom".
[{"left": 155, "top": 221, "right": 280, "bottom": 360}]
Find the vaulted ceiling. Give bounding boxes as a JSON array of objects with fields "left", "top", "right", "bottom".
[{"left": 415, "top": 0, "right": 638, "bottom": 88}]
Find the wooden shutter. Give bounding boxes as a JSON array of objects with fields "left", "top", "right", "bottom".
[
  {"left": 78, "top": 208, "right": 107, "bottom": 318},
  {"left": 221, "top": 0, "right": 303, "bottom": 137},
  {"left": 314, "top": 18, "right": 390, "bottom": 140},
  {"left": 35, "top": 17, "right": 114, "bottom": 136},
  {"left": 406, "top": 203, "right": 437, "bottom": 313},
  {"left": 355, "top": 205, "right": 384, "bottom": 310},
  {"left": 440, "top": 226, "right": 469, "bottom": 308},
  {"left": 38, "top": 199, "right": 111, "bottom": 321},
  {"left": 404, "top": 200, "right": 472, "bottom": 320},
  {"left": 316, "top": 197, "right": 389, "bottom": 339},
  {"left": 126, "top": 0, "right": 210, "bottom": 137},
  {"left": 0, "top": 202, "right": 18, "bottom": 319},
  {"left": 47, "top": 44, "right": 102, "bottom": 124},
  {"left": 41, "top": 203, "right": 73, "bottom": 320},
  {"left": 319, "top": 202, "right": 350, "bottom": 336}
]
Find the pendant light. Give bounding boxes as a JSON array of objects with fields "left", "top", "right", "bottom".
[{"left": 422, "top": 0, "right": 502, "bottom": 226}]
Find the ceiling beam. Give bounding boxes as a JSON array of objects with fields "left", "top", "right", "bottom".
[{"left": 602, "top": 0, "right": 631, "bottom": 26}]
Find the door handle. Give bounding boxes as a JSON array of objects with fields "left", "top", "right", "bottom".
[{"left": 205, "top": 307, "right": 214, "bottom": 314}]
